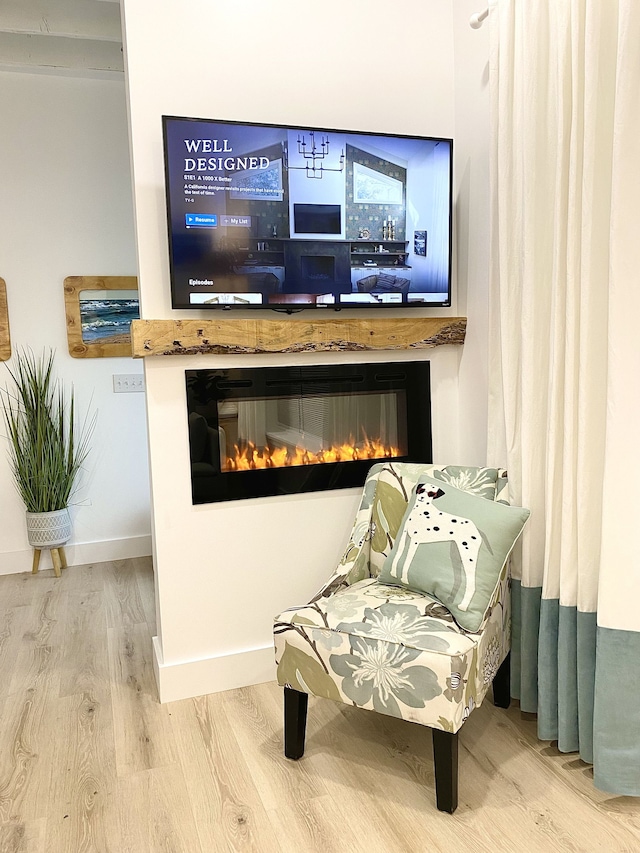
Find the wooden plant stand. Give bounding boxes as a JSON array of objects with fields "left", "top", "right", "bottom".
[{"left": 32, "top": 546, "right": 68, "bottom": 578}]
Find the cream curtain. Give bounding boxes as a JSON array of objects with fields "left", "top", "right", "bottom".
[{"left": 487, "top": 0, "right": 640, "bottom": 795}]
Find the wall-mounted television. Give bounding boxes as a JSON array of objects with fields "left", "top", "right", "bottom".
[
  {"left": 162, "top": 116, "right": 453, "bottom": 310},
  {"left": 293, "top": 204, "right": 341, "bottom": 235}
]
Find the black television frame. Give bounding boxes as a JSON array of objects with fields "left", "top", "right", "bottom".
[{"left": 162, "top": 115, "right": 453, "bottom": 312}]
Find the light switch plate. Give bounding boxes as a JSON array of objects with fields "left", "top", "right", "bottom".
[{"left": 113, "top": 374, "right": 145, "bottom": 393}]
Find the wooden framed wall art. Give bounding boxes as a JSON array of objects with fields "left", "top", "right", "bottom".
[
  {"left": 0, "top": 278, "right": 11, "bottom": 361},
  {"left": 64, "top": 276, "right": 139, "bottom": 358}
]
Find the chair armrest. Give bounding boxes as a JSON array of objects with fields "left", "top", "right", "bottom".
[{"left": 308, "top": 471, "right": 380, "bottom": 602}]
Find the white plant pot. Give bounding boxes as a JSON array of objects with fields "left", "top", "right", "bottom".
[{"left": 25, "top": 508, "right": 72, "bottom": 549}]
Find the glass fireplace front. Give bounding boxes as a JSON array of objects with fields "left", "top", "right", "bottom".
[{"left": 186, "top": 362, "right": 431, "bottom": 504}]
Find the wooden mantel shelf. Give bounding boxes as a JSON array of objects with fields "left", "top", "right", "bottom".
[
  {"left": 130, "top": 316, "right": 466, "bottom": 358},
  {"left": 131, "top": 317, "right": 467, "bottom": 358}
]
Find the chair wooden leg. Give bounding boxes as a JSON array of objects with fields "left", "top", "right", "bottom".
[
  {"left": 32, "top": 549, "right": 41, "bottom": 574},
  {"left": 432, "top": 728, "right": 459, "bottom": 813},
  {"left": 492, "top": 652, "right": 511, "bottom": 709},
  {"left": 284, "top": 686, "right": 308, "bottom": 760}
]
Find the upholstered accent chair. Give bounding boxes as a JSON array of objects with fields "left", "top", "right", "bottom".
[
  {"left": 273, "top": 463, "right": 519, "bottom": 813},
  {"left": 356, "top": 272, "right": 411, "bottom": 295}
]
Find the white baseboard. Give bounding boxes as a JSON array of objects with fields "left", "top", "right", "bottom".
[
  {"left": 152, "top": 636, "right": 277, "bottom": 703},
  {"left": 0, "top": 534, "right": 152, "bottom": 575}
]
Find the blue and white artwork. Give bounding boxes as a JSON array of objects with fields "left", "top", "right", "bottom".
[
  {"left": 79, "top": 291, "right": 139, "bottom": 343},
  {"left": 229, "top": 158, "right": 283, "bottom": 201},
  {"left": 353, "top": 163, "right": 403, "bottom": 204}
]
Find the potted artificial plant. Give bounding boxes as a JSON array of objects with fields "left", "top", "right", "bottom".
[{"left": 1, "top": 349, "right": 94, "bottom": 574}]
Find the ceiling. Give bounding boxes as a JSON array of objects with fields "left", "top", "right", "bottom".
[{"left": 0, "top": 0, "right": 124, "bottom": 76}]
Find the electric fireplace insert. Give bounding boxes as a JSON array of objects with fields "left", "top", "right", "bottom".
[{"left": 186, "top": 361, "right": 431, "bottom": 504}]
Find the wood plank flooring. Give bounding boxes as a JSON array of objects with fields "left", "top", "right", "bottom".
[{"left": 0, "top": 557, "right": 638, "bottom": 852}]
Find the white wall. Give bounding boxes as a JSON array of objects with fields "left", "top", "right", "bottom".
[
  {"left": 0, "top": 71, "right": 151, "bottom": 574},
  {"left": 452, "top": 1, "right": 492, "bottom": 464},
  {"left": 288, "top": 130, "right": 346, "bottom": 238},
  {"left": 406, "top": 143, "right": 453, "bottom": 292},
  {"left": 121, "top": 0, "right": 464, "bottom": 701}
]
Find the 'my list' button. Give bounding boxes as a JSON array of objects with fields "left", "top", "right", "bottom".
[{"left": 185, "top": 214, "right": 217, "bottom": 228}]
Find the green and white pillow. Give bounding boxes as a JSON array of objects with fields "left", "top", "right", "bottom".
[{"left": 379, "top": 478, "right": 530, "bottom": 632}]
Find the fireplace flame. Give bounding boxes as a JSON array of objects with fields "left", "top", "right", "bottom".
[{"left": 223, "top": 437, "right": 402, "bottom": 471}]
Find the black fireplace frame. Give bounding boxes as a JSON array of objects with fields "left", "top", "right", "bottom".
[{"left": 185, "top": 361, "right": 432, "bottom": 504}]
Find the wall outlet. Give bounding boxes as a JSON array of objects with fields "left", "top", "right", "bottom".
[{"left": 113, "top": 374, "right": 145, "bottom": 393}]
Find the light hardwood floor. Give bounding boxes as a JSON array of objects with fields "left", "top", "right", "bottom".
[{"left": 0, "top": 557, "right": 638, "bottom": 853}]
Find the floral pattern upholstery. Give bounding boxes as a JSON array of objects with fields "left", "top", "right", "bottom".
[{"left": 274, "top": 463, "right": 510, "bottom": 733}]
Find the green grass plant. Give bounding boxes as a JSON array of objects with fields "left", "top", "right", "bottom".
[{"left": 1, "top": 349, "right": 95, "bottom": 513}]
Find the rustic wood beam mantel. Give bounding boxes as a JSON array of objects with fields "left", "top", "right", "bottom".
[{"left": 130, "top": 317, "right": 466, "bottom": 357}]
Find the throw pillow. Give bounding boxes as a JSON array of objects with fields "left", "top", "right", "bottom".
[
  {"left": 376, "top": 272, "right": 398, "bottom": 286},
  {"left": 357, "top": 275, "right": 378, "bottom": 292},
  {"left": 379, "top": 478, "right": 530, "bottom": 632}
]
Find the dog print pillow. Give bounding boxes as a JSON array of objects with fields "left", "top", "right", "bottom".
[{"left": 379, "top": 478, "right": 530, "bottom": 632}]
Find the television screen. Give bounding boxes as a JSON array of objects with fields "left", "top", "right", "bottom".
[
  {"left": 162, "top": 116, "right": 453, "bottom": 310},
  {"left": 293, "top": 204, "right": 341, "bottom": 235}
]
